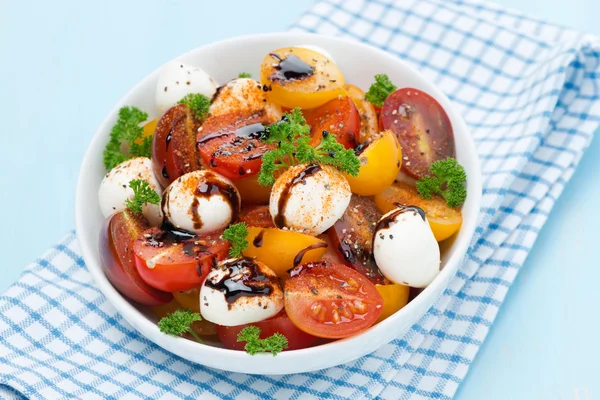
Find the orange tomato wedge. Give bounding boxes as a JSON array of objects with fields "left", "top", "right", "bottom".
[{"left": 375, "top": 284, "right": 410, "bottom": 323}]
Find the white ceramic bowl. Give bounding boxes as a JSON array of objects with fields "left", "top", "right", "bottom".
[{"left": 75, "top": 32, "right": 481, "bottom": 375}]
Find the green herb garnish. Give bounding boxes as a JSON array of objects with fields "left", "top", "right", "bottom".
[
  {"left": 222, "top": 223, "right": 249, "bottom": 258},
  {"left": 177, "top": 93, "right": 211, "bottom": 120},
  {"left": 237, "top": 326, "right": 288, "bottom": 356},
  {"left": 416, "top": 158, "right": 467, "bottom": 208},
  {"left": 125, "top": 179, "right": 161, "bottom": 214},
  {"left": 103, "top": 106, "right": 150, "bottom": 170},
  {"left": 258, "top": 108, "right": 360, "bottom": 186},
  {"left": 365, "top": 74, "right": 397, "bottom": 107},
  {"left": 238, "top": 72, "right": 252, "bottom": 78},
  {"left": 158, "top": 309, "right": 204, "bottom": 343}
]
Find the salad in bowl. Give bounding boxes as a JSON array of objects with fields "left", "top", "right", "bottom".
[{"left": 76, "top": 33, "right": 480, "bottom": 374}]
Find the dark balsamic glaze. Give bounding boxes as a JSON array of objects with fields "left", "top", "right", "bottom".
[
  {"left": 274, "top": 164, "right": 321, "bottom": 228},
  {"left": 293, "top": 242, "right": 328, "bottom": 267},
  {"left": 205, "top": 258, "right": 273, "bottom": 305},
  {"left": 197, "top": 123, "right": 265, "bottom": 146},
  {"left": 253, "top": 230, "right": 266, "bottom": 248},
  {"left": 269, "top": 53, "right": 314, "bottom": 82},
  {"left": 161, "top": 162, "right": 169, "bottom": 179},
  {"left": 190, "top": 197, "right": 202, "bottom": 230},
  {"left": 374, "top": 206, "right": 426, "bottom": 236},
  {"left": 188, "top": 172, "right": 240, "bottom": 225}
]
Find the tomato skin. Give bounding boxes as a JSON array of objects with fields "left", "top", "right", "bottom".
[
  {"left": 345, "top": 130, "right": 402, "bottom": 196},
  {"left": 152, "top": 104, "right": 200, "bottom": 187},
  {"left": 285, "top": 262, "right": 384, "bottom": 339},
  {"left": 217, "top": 311, "right": 318, "bottom": 351},
  {"left": 99, "top": 210, "right": 172, "bottom": 306},
  {"left": 172, "top": 287, "right": 201, "bottom": 313},
  {"left": 373, "top": 182, "right": 462, "bottom": 242},
  {"left": 233, "top": 173, "right": 272, "bottom": 205},
  {"left": 303, "top": 96, "right": 360, "bottom": 149},
  {"left": 238, "top": 205, "right": 276, "bottom": 228},
  {"left": 133, "top": 227, "right": 230, "bottom": 292},
  {"left": 345, "top": 84, "right": 379, "bottom": 143},
  {"left": 375, "top": 284, "right": 410, "bottom": 323},
  {"left": 381, "top": 88, "right": 454, "bottom": 178},
  {"left": 197, "top": 111, "right": 276, "bottom": 179}
]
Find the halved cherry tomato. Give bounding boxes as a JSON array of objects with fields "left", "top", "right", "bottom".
[
  {"left": 375, "top": 284, "right": 410, "bottom": 323},
  {"left": 134, "top": 118, "right": 157, "bottom": 146},
  {"left": 99, "top": 210, "right": 172, "bottom": 306},
  {"left": 328, "top": 195, "right": 386, "bottom": 284},
  {"left": 153, "top": 299, "right": 217, "bottom": 336},
  {"left": 152, "top": 104, "right": 200, "bottom": 187},
  {"left": 172, "top": 287, "right": 200, "bottom": 312},
  {"left": 381, "top": 88, "right": 454, "bottom": 178},
  {"left": 238, "top": 205, "right": 275, "bottom": 228},
  {"left": 303, "top": 96, "right": 360, "bottom": 149},
  {"left": 261, "top": 47, "right": 345, "bottom": 109},
  {"left": 345, "top": 84, "right": 379, "bottom": 142},
  {"left": 233, "top": 173, "right": 272, "bottom": 205},
  {"left": 374, "top": 181, "right": 462, "bottom": 241},
  {"left": 243, "top": 227, "right": 327, "bottom": 277},
  {"left": 284, "top": 262, "right": 384, "bottom": 338},
  {"left": 345, "top": 130, "right": 402, "bottom": 196},
  {"left": 216, "top": 310, "right": 318, "bottom": 351},
  {"left": 197, "top": 111, "right": 276, "bottom": 179},
  {"left": 133, "top": 226, "right": 229, "bottom": 292}
]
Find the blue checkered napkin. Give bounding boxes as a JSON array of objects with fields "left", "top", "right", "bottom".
[{"left": 2, "top": 0, "right": 600, "bottom": 398}]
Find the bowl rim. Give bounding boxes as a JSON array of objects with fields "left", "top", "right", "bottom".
[{"left": 75, "top": 31, "right": 482, "bottom": 374}]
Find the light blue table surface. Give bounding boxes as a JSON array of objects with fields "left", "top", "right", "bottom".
[{"left": 1, "top": 0, "right": 598, "bottom": 398}]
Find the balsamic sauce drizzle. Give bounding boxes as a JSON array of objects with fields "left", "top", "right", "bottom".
[{"left": 274, "top": 164, "right": 322, "bottom": 228}]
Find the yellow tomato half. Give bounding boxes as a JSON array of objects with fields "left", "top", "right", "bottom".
[
  {"left": 260, "top": 47, "right": 345, "bottom": 109},
  {"left": 374, "top": 182, "right": 463, "bottom": 242},
  {"left": 345, "top": 84, "right": 379, "bottom": 142},
  {"left": 375, "top": 284, "right": 410, "bottom": 323},
  {"left": 233, "top": 173, "right": 272, "bottom": 205},
  {"left": 345, "top": 130, "right": 402, "bottom": 196},
  {"left": 134, "top": 118, "right": 157, "bottom": 145},
  {"left": 243, "top": 227, "right": 327, "bottom": 277},
  {"left": 172, "top": 287, "right": 200, "bottom": 313},
  {"left": 152, "top": 299, "right": 217, "bottom": 336}
]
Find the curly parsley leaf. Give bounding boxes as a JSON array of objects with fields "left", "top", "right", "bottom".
[
  {"left": 177, "top": 93, "right": 211, "bottom": 120},
  {"left": 237, "top": 326, "right": 288, "bottom": 356},
  {"left": 365, "top": 74, "right": 397, "bottom": 107},
  {"left": 125, "top": 179, "right": 161, "bottom": 215},
  {"left": 416, "top": 158, "right": 467, "bottom": 208},
  {"left": 158, "top": 309, "right": 204, "bottom": 343},
  {"left": 103, "top": 106, "right": 150, "bottom": 170},
  {"left": 238, "top": 72, "right": 252, "bottom": 78},
  {"left": 222, "top": 223, "right": 249, "bottom": 258}
]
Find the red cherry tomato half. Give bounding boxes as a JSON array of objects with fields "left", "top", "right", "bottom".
[
  {"left": 381, "top": 88, "right": 455, "bottom": 178},
  {"left": 99, "top": 210, "right": 172, "bottom": 306},
  {"left": 284, "top": 262, "right": 384, "bottom": 339},
  {"left": 197, "top": 111, "right": 276, "bottom": 179},
  {"left": 216, "top": 310, "right": 318, "bottom": 351},
  {"left": 133, "top": 226, "right": 229, "bottom": 292},
  {"left": 238, "top": 205, "right": 275, "bottom": 228},
  {"left": 303, "top": 96, "right": 360, "bottom": 149}
]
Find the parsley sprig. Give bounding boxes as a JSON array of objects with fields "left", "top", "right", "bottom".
[
  {"left": 103, "top": 106, "right": 151, "bottom": 170},
  {"left": 237, "top": 326, "right": 288, "bottom": 356},
  {"left": 126, "top": 179, "right": 161, "bottom": 214},
  {"left": 416, "top": 158, "right": 467, "bottom": 208},
  {"left": 222, "top": 223, "right": 249, "bottom": 258},
  {"left": 258, "top": 109, "right": 360, "bottom": 186},
  {"left": 158, "top": 309, "right": 204, "bottom": 343},
  {"left": 365, "top": 74, "right": 397, "bottom": 107},
  {"left": 238, "top": 72, "right": 252, "bottom": 78},
  {"left": 177, "top": 93, "right": 211, "bottom": 120}
]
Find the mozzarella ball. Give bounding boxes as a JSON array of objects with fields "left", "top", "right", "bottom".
[
  {"left": 162, "top": 170, "right": 240, "bottom": 235},
  {"left": 373, "top": 206, "right": 440, "bottom": 288},
  {"left": 209, "top": 78, "right": 281, "bottom": 123},
  {"left": 200, "top": 258, "right": 284, "bottom": 326},
  {"left": 297, "top": 45, "right": 335, "bottom": 63},
  {"left": 270, "top": 164, "right": 351, "bottom": 235},
  {"left": 155, "top": 61, "right": 218, "bottom": 115},
  {"left": 98, "top": 157, "right": 163, "bottom": 226}
]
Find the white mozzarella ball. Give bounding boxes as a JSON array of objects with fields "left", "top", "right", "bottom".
[
  {"left": 297, "top": 45, "right": 335, "bottom": 63},
  {"left": 373, "top": 207, "right": 440, "bottom": 288},
  {"left": 162, "top": 170, "right": 240, "bottom": 235},
  {"left": 270, "top": 164, "right": 351, "bottom": 235},
  {"left": 209, "top": 78, "right": 282, "bottom": 123},
  {"left": 200, "top": 258, "right": 284, "bottom": 326},
  {"left": 98, "top": 157, "right": 163, "bottom": 226},
  {"left": 155, "top": 61, "right": 218, "bottom": 115}
]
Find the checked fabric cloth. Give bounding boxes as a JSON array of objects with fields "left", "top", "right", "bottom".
[{"left": 2, "top": 0, "right": 600, "bottom": 398}]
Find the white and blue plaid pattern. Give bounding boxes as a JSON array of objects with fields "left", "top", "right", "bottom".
[{"left": 2, "top": 0, "right": 600, "bottom": 398}]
